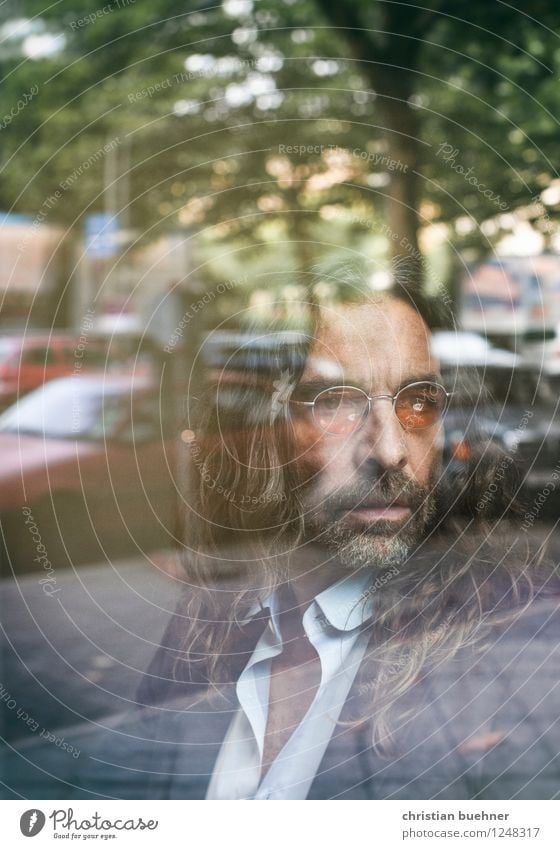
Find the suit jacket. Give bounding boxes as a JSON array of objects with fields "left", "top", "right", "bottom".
[{"left": 5, "top": 595, "right": 560, "bottom": 800}]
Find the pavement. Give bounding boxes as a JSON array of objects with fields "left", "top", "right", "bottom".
[
  {"left": 0, "top": 551, "right": 182, "bottom": 746},
  {"left": 2, "top": 522, "right": 559, "bottom": 747},
  {"left": 1, "top": 522, "right": 559, "bottom": 799}
]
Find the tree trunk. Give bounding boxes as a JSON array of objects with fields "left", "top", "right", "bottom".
[
  {"left": 312, "top": 0, "right": 428, "bottom": 289},
  {"left": 374, "top": 69, "right": 422, "bottom": 282}
]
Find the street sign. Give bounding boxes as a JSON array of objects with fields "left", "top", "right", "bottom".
[{"left": 84, "top": 213, "right": 120, "bottom": 258}]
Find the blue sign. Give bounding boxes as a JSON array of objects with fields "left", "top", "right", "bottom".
[{"left": 85, "top": 213, "right": 120, "bottom": 257}]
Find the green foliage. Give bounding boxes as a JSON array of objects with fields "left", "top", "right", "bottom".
[{"left": 1, "top": 0, "right": 560, "bottom": 302}]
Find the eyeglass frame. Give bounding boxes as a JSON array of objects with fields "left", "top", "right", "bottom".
[{"left": 289, "top": 380, "right": 453, "bottom": 433}]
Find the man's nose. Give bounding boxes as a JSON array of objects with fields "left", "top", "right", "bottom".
[{"left": 352, "top": 398, "right": 407, "bottom": 472}]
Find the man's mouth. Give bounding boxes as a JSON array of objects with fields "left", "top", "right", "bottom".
[{"left": 336, "top": 501, "right": 413, "bottom": 524}]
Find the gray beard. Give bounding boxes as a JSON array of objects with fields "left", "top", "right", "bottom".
[
  {"left": 308, "top": 482, "right": 438, "bottom": 571},
  {"left": 324, "top": 527, "right": 414, "bottom": 570}
]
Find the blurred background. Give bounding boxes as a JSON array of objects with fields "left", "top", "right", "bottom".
[{"left": 1, "top": 0, "right": 560, "bottom": 790}]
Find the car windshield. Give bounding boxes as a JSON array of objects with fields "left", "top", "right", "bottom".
[{"left": 0, "top": 379, "right": 126, "bottom": 439}]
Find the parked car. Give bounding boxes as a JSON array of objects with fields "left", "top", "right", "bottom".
[
  {"left": 0, "top": 332, "right": 107, "bottom": 410},
  {"left": 0, "top": 374, "right": 179, "bottom": 576},
  {"left": 521, "top": 324, "right": 560, "bottom": 375},
  {"left": 431, "top": 330, "right": 518, "bottom": 368},
  {"left": 441, "top": 363, "right": 560, "bottom": 510}
]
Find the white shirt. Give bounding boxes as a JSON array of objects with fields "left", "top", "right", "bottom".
[{"left": 206, "top": 572, "right": 374, "bottom": 800}]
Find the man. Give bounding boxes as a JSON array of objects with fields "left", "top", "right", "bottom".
[
  {"left": 5, "top": 278, "right": 558, "bottom": 800},
  {"left": 195, "top": 294, "right": 445, "bottom": 799},
  {"left": 127, "top": 281, "right": 559, "bottom": 800}
]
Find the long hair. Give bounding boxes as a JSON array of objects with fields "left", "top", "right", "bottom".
[{"left": 172, "top": 265, "right": 556, "bottom": 753}]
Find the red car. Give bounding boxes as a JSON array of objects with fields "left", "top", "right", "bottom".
[
  {"left": 0, "top": 333, "right": 107, "bottom": 410},
  {"left": 0, "top": 374, "right": 180, "bottom": 575}
]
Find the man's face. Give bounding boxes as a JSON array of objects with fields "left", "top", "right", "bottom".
[{"left": 290, "top": 298, "right": 444, "bottom": 570}]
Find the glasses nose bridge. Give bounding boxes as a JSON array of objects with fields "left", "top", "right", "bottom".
[
  {"left": 342, "top": 391, "right": 396, "bottom": 436},
  {"left": 367, "top": 392, "right": 396, "bottom": 405},
  {"left": 354, "top": 391, "right": 407, "bottom": 467},
  {"left": 363, "top": 392, "right": 397, "bottom": 422}
]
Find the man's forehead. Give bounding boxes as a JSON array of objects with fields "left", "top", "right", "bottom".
[{"left": 302, "top": 298, "right": 436, "bottom": 386}]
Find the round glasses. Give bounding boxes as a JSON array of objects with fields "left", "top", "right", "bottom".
[{"left": 291, "top": 381, "right": 452, "bottom": 435}]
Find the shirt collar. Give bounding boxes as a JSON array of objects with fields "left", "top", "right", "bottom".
[
  {"left": 241, "top": 588, "right": 280, "bottom": 634},
  {"left": 243, "top": 570, "right": 375, "bottom": 633},
  {"left": 313, "top": 571, "right": 375, "bottom": 632}
]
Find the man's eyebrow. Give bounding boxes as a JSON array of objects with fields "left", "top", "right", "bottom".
[
  {"left": 396, "top": 373, "right": 442, "bottom": 391},
  {"left": 296, "top": 374, "right": 443, "bottom": 396},
  {"left": 293, "top": 378, "right": 349, "bottom": 396}
]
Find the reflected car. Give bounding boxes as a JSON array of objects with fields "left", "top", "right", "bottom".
[
  {"left": 0, "top": 374, "right": 179, "bottom": 576},
  {"left": 0, "top": 332, "right": 110, "bottom": 410},
  {"left": 441, "top": 364, "right": 560, "bottom": 508},
  {"left": 521, "top": 325, "right": 560, "bottom": 375},
  {"left": 431, "top": 330, "right": 519, "bottom": 368}
]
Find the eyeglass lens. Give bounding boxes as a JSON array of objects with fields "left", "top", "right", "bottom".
[{"left": 313, "top": 383, "right": 446, "bottom": 434}]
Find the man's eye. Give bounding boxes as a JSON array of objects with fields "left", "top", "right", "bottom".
[
  {"left": 401, "top": 391, "right": 437, "bottom": 408},
  {"left": 319, "top": 396, "right": 345, "bottom": 409},
  {"left": 317, "top": 392, "right": 352, "bottom": 406},
  {"left": 412, "top": 396, "right": 431, "bottom": 411}
]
